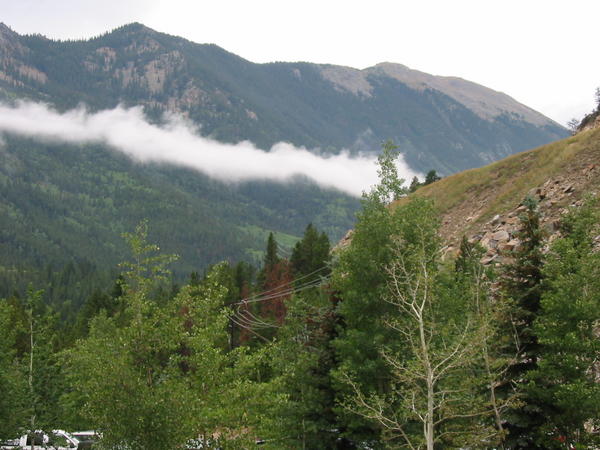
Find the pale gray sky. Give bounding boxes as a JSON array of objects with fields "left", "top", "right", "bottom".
[{"left": 2, "top": 0, "right": 599, "bottom": 125}]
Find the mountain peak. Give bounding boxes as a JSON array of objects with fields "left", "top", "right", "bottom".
[
  {"left": 0, "top": 23, "right": 14, "bottom": 34},
  {"left": 107, "top": 22, "right": 160, "bottom": 40},
  {"left": 116, "top": 22, "right": 155, "bottom": 33},
  {"left": 0, "top": 22, "right": 27, "bottom": 56},
  {"left": 364, "top": 63, "right": 556, "bottom": 127},
  {"left": 371, "top": 62, "right": 412, "bottom": 72}
]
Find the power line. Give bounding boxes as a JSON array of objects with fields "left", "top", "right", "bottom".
[
  {"left": 235, "top": 306, "right": 277, "bottom": 328},
  {"left": 229, "top": 315, "right": 270, "bottom": 343},
  {"left": 233, "top": 265, "right": 330, "bottom": 305},
  {"left": 228, "top": 265, "right": 331, "bottom": 338},
  {"left": 233, "top": 306, "right": 278, "bottom": 329},
  {"left": 241, "top": 278, "right": 327, "bottom": 305}
]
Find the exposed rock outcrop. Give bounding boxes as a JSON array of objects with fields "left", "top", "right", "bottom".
[{"left": 453, "top": 163, "right": 599, "bottom": 265}]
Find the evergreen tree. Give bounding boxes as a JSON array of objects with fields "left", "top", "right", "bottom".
[
  {"left": 254, "top": 232, "right": 293, "bottom": 330},
  {"left": 499, "top": 197, "right": 547, "bottom": 448},
  {"left": 408, "top": 175, "right": 421, "bottom": 193},
  {"left": 263, "top": 232, "right": 279, "bottom": 273},
  {"left": 424, "top": 170, "right": 441, "bottom": 185},
  {"left": 290, "top": 223, "right": 331, "bottom": 282},
  {"left": 268, "top": 288, "right": 339, "bottom": 449},
  {"left": 332, "top": 142, "right": 408, "bottom": 443},
  {"left": 527, "top": 199, "right": 600, "bottom": 447},
  {"left": 262, "top": 224, "right": 335, "bottom": 448}
]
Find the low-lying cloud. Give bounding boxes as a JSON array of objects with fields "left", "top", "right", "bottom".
[{"left": 0, "top": 101, "right": 420, "bottom": 197}]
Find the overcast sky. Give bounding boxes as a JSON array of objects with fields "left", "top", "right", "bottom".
[{"left": 2, "top": 0, "right": 599, "bottom": 125}]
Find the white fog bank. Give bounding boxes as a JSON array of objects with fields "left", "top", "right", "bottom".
[{"left": 0, "top": 101, "right": 420, "bottom": 196}]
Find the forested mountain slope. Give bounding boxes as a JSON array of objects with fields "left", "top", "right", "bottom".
[
  {"left": 0, "top": 135, "right": 359, "bottom": 287},
  {"left": 0, "top": 22, "right": 567, "bottom": 174}
]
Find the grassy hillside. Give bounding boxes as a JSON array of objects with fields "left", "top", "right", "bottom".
[{"left": 401, "top": 127, "right": 600, "bottom": 243}]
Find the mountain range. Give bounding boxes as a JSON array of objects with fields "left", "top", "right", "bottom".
[
  {"left": 0, "top": 22, "right": 570, "bottom": 295},
  {"left": 0, "top": 22, "right": 567, "bottom": 174}
]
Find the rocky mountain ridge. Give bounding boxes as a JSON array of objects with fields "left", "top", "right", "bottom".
[
  {"left": 0, "top": 22, "right": 567, "bottom": 174},
  {"left": 321, "top": 62, "right": 553, "bottom": 126}
]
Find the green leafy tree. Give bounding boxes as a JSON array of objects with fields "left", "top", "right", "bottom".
[
  {"left": 455, "top": 236, "right": 516, "bottom": 441},
  {"left": 64, "top": 223, "right": 186, "bottom": 449},
  {"left": 340, "top": 199, "right": 502, "bottom": 449},
  {"left": 332, "top": 141, "right": 408, "bottom": 443},
  {"left": 65, "top": 222, "right": 268, "bottom": 448},
  {"left": 0, "top": 300, "right": 28, "bottom": 441},
  {"left": 371, "top": 140, "right": 407, "bottom": 204},
  {"left": 22, "top": 287, "right": 64, "bottom": 435}
]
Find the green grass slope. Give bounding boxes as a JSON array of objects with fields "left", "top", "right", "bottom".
[{"left": 402, "top": 127, "right": 600, "bottom": 242}]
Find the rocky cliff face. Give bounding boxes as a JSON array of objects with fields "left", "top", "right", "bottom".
[
  {"left": 461, "top": 162, "right": 599, "bottom": 266},
  {"left": 435, "top": 129, "right": 600, "bottom": 264}
]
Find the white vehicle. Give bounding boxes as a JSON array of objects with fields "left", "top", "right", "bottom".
[
  {"left": 0, "top": 430, "right": 87, "bottom": 449},
  {"left": 67, "top": 432, "right": 98, "bottom": 450}
]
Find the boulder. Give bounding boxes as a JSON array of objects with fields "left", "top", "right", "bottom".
[{"left": 491, "top": 230, "right": 510, "bottom": 241}]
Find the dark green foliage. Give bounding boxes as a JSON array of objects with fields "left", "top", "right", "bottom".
[
  {"left": 263, "top": 232, "right": 279, "bottom": 272},
  {"left": 23, "top": 288, "right": 66, "bottom": 432},
  {"left": 527, "top": 199, "right": 600, "bottom": 448},
  {"left": 268, "top": 288, "right": 340, "bottom": 449},
  {"left": 500, "top": 196, "right": 547, "bottom": 448},
  {"left": 330, "top": 145, "right": 410, "bottom": 442},
  {"left": 424, "top": 169, "right": 441, "bottom": 185},
  {"left": 0, "top": 135, "right": 359, "bottom": 298},
  {"left": 408, "top": 170, "right": 442, "bottom": 193},
  {"left": 408, "top": 176, "right": 420, "bottom": 193},
  {"left": 290, "top": 223, "right": 331, "bottom": 282},
  {"left": 0, "top": 299, "right": 28, "bottom": 441}
]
